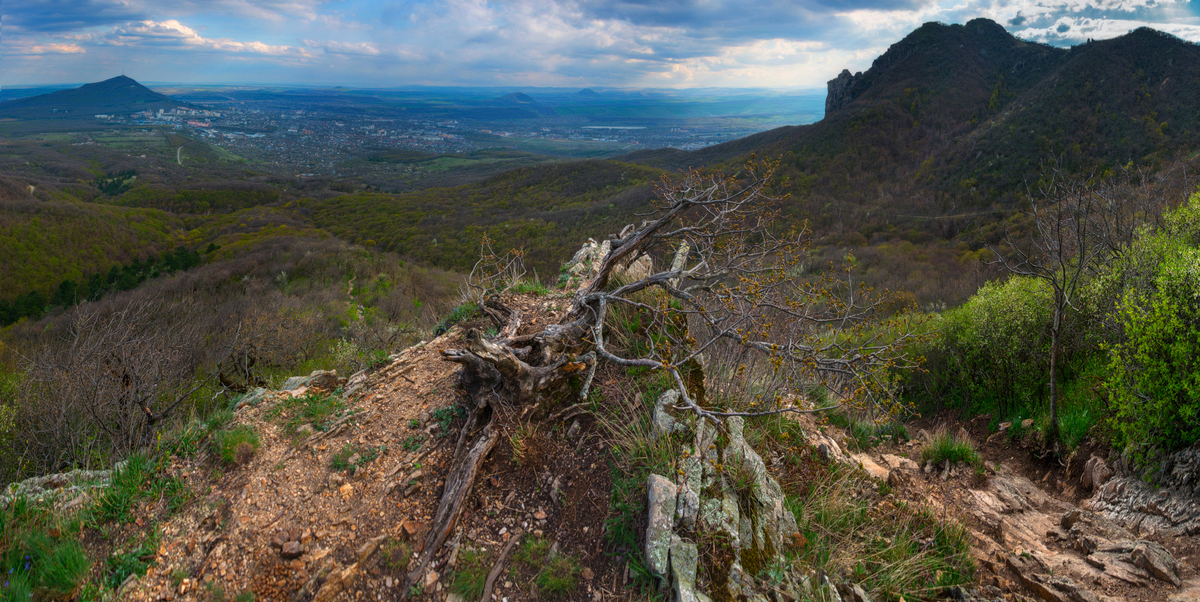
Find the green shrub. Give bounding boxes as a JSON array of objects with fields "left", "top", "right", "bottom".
[
  {"left": 912, "top": 277, "right": 1053, "bottom": 417},
  {"left": 1107, "top": 237, "right": 1200, "bottom": 460},
  {"left": 433, "top": 302, "right": 479, "bottom": 336},
  {"left": 213, "top": 426, "right": 260, "bottom": 465}
]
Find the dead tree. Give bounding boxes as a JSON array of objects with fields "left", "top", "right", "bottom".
[{"left": 404, "top": 159, "right": 926, "bottom": 595}]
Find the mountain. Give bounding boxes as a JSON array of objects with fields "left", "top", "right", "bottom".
[
  {"left": 622, "top": 20, "right": 1200, "bottom": 235},
  {"left": 577, "top": 88, "right": 601, "bottom": 97},
  {"left": 0, "top": 75, "right": 189, "bottom": 119}
]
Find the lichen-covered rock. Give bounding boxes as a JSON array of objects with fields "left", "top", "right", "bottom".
[
  {"left": 564, "top": 238, "right": 612, "bottom": 290},
  {"left": 723, "top": 417, "right": 799, "bottom": 560},
  {"left": 235, "top": 387, "right": 270, "bottom": 410},
  {"left": 646, "top": 473, "right": 678, "bottom": 577},
  {"left": 676, "top": 484, "right": 699, "bottom": 531},
  {"left": 616, "top": 253, "right": 653, "bottom": 283},
  {"left": 653, "top": 389, "right": 688, "bottom": 438},
  {"left": 670, "top": 535, "right": 709, "bottom": 602}
]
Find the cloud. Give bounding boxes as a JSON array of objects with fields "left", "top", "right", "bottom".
[
  {"left": 99, "top": 20, "right": 314, "bottom": 56},
  {"left": 1013, "top": 14, "right": 1200, "bottom": 42},
  {"left": 304, "top": 39, "right": 381, "bottom": 55},
  {"left": 5, "top": 42, "right": 88, "bottom": 55},
  {"left": 6, "top": 0, "right": 1200, "bottom": 87},
  {"left": 2, "top": 0, "right": 148, "bottom": 33}
]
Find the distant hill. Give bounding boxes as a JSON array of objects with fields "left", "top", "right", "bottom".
[
  {"left": 0, "top": 75, "right": 189, "bottom": 119},
  {"left": 497, "top": 92, "right": 537, "bottom": 104},
  {"left": 577, "top": 88, "right": 601, "bottom": 97}
]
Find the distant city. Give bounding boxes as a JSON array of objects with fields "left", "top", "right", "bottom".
[{"left": 87, "top": 104, "right": 760, "bottom": 174}]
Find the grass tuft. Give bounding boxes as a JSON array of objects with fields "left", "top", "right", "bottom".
[
  {"left": 449, "top": 548, "right": 491, "bottom": 598},
  {"left": 213, "top": 425, "right": 260, "bottom": 465},
  {"left": 920, "top": 429, "right": 983, "bottom": 468},
  {"left": 536, "top": 553, "right": 580, "bottom": 595}
]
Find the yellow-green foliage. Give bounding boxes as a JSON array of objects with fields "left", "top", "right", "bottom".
[
  {"left": 302, "top": 160, "right": 662, "bottom": 276},
  {"left": 1106, "top": 195, "right": 1200, "bottom": 458},
  {"left": 0, "top": 200, "right": 185, "bottom": 302},
  {"left": 911, "top": 276, "right": 1053, "bottom": 414}
]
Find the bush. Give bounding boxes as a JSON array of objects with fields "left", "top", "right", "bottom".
[
  {"left": 913, "top": 276, "right": 1053, "bottom": 417},
  {"left": 1107, "top": 236, "right": 1200, "bottom": 460}
]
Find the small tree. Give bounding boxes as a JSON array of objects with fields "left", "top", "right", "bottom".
[
  {"left": 990, "top": 169, "right": 1106, "bottom": 447},
  {"left": 407, "top": 159, "right": 925, "bottom": 595}
]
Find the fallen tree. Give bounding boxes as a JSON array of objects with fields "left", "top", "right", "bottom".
[{"left": 404, "top": 158, "right": 927, "bottom": 595}]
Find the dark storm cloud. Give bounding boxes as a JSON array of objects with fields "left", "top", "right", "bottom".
[{"left": 2, "top": 0, "right": 148, "bottom": 33}]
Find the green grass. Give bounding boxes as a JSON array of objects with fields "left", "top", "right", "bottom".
[
  {"left": 89, "top": 452, "right": 153, "bottom": 524},
  {"left": 513, "top": 535, "right": 552, "bottom": 568},
  {"left": 432, "top": 302, "right": 480, "bottom": 336},
  {"left": 212, "top": 425, "right": 260, "bottom": 465},
  {"left": 379, "top": 539, "right": 410, "bottom": 574},
  {"left": 536, "top": 553, "right": 580, "bottom": 595},
  {"left": 329, "top": 444, "right": 384, "bottom": 472},
  {"left": 512, "top": 535, "right": 579, "bottom": 597},
  {"left": 266, "top": 391, "right": 345, "bottom": 434},
  {"left": 920, "top": 429, "right": 983, "bottom": 468},
  {"left": 449, "top": 548, "right": 491, "bottom": 598},
  {"left": 1, "top": 513, "right": 90, "bottom": 602},
  {"left": 512, "top": 279, "right": 551, "bottom": 296},
  {"left": 787, "top": 461, "right": 975, "bottom": 600},
  {"left": 104, "top": 534, "right": 158, "bottom": 590}
]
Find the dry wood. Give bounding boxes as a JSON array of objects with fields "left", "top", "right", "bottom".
[{"left": 479, "top": 528, "right": 523, "bottom": 602}]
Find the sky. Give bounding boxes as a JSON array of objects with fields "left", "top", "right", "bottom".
[{"left": 3, "top": 0, "right": 1199, "bottom": 89}]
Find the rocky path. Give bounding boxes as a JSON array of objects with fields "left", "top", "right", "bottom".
[{"left": 842, "top": 425, "right": 1200, "bottom": 602}]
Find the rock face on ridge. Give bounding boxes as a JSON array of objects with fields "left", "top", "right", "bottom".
[{"left": 825, "top": 69, "right": 862, "bottom": 116}]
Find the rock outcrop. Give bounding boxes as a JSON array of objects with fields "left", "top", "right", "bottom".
[
  {"left": 645, "top": 394, "right": 821, "bottom": 601},
  {"left": 1082, "top": 444, "right": 1200, "bottom": 537},
  {"left": 825, "top": 69, "right": 862, "bottom": 116}
]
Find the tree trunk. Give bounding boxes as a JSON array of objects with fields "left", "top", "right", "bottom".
[
  {"left": 402, "top": 319, "right": 586, "bottom": 597},
  {"left": 1048, "top": 303, "right": 1062, "bottom": 445}
]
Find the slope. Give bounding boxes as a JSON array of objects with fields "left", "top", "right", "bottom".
[{"left": 302, "top": 160, "right": 662, "bottom": 276}]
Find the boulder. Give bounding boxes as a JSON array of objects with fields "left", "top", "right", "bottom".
[
  {"left": 646, "top": 474, "right": 678, "bottom": 577},
  {"left": 880, "top": 454, "right": 919, "bottom": 472},
  {"left": 1081, "top": 456, "right": 1112, "bottom": 491},
  {"left": 615, "top": 253, "right": 653, "bottom": 283},
  {"left": 280, "top": 370, "right": 344, "bottom": 393},
  {"left": 850, "top": 453, "right": 890, "bottom": 481},
  {"left": 1130, "top": 542, "right": 1181, "bottom": 586},
  {"left": 669, "top": 535, "right": 709, "bottom": 602}
]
